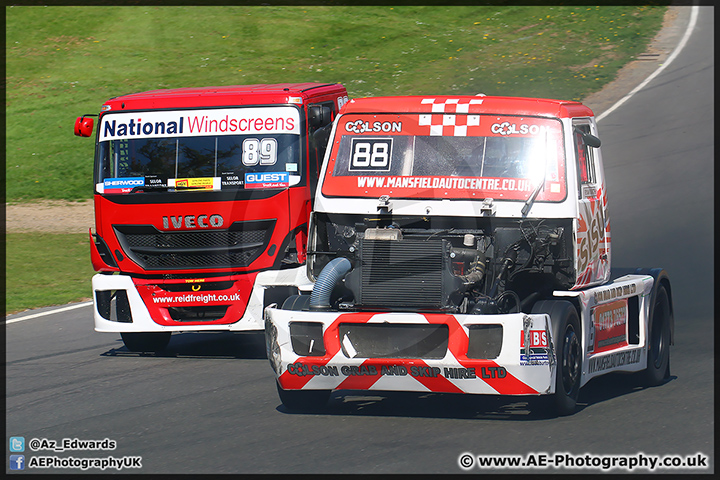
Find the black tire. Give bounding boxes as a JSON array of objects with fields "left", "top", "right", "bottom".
[
  {"left": 276, "top": 381, "right": 330, "bottom": 412},
  {"left": 531, "top": 300, "right": 582, "bottom": 416},
  {"left": 640, "top": 285, "right": 671, "bottom": 386},
  {"left": 121, "top": 332, "right": 171, "bottom": 353}
]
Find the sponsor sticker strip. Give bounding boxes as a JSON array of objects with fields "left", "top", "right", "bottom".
[
  {"left": 326, "top": 112, "right": 566, "bottom": 200},
  {"left": 589, "top": 299, "right": 629, "bottom": 354},
  {"left": 101, "top": 173, "right": 291, "bottom": 194},
  {"left": 99, "top": 107, "right": 300, "bottom": 141}
]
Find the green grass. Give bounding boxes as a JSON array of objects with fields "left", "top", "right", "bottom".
[
  {"left": 4, "top": 5, "right": 666, "bottom": 313},
  {"left": 5, "top": 233, "right": 96, "bottom": 314}
]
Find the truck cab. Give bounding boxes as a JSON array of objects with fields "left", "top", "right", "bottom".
[
  {"left": 75, "top": 83, "right": 349, "bottom": 352},
  {"left": 264, "top": 95, "right": 673, "bottom": 415}
]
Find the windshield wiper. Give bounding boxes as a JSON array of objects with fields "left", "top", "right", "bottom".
[
  {"left": 521, "top": 131, "right": 549, "bottom": 217},
  {"left": 521, "top": 180, "right": 544, "bottom": 217}
]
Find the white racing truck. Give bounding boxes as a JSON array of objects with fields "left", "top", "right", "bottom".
[{"left": 264, "top": 95, "right": 673, "bottom": 415}]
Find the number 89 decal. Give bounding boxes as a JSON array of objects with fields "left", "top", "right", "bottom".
[
  {"left": 242, "top": 138, "right": 278, "bottom": 166},
  {"left": 348, "top": 138, "right": 393, "bottom": 172}
]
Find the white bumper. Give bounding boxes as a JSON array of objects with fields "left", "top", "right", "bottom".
[
  {"left": 265, "top": 309, "right": 557, "bottom": 396},
  {"left": 92, "top": 267, "right": 312, "bottom": 333}
]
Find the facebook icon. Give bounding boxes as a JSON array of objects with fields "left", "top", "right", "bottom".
[{"left": 10, "top": 454, "right": 25, "bottom": 470}]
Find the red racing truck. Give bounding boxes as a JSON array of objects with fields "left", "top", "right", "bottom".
[
  {"left": 264, "top": 95, "right": 673, "bottom": 415},
  {"left": 74, "top": 83, "right": 349, "bottom": 352}
]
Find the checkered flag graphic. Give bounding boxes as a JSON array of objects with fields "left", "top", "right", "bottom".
[{"left": 418, "top": 98, "right": 485, "bottom": 136}]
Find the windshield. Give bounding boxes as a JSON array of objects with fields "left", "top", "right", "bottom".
[
  {"left": 95, "top": 107, "right": 301, "bottom": 193},
  {"left": 321, "top": 113, "right": 566, "bottom": 202}
]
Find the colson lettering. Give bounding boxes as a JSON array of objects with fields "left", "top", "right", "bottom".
[
  {"left": 162, "top": 214, "right": 224, "bottom": 229},
  {"left": 344, "top": 120, "right": 402, "bottom": 134},
  {"left": 490, "top": 122, "right": 548, "bottom": 136}
]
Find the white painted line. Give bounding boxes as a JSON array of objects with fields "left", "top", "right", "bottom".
[
  {"left": 5, "top": 301, "right": 93, "bottom": 325},
  {"left": 597, "top": 4, "right": 699, "bottom": 123}
]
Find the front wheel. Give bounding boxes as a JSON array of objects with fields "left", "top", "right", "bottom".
[
  {"left": 532, "top": 300, "right": 582, "bottom": 416},
  {"left": 640, "top": 285, "right": 671, "bottom": 386},
  {"left": 121, "top": 332, "right": 171, "bottom": 353}
]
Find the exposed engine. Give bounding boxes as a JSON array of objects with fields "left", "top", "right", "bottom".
[{"left": 308, "top": 212, "right": 575, "bottom": 314}]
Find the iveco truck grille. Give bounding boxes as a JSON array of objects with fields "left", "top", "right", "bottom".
[
  {"left": 359, "top": 238, "right": 444, "bottom": 309},
  {"left": 114, "top": 220, "right": 275, "bottom": 270},
  {"left": 167, "top": 305, "right": 229, "bottom": 322}
]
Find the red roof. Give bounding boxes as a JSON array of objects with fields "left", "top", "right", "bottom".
[
  {"left": 102, "top": 83, "right": 345, "bottom": 111},
  {"left": 341, "top": 95, "right": 594, "bottom": 118}
]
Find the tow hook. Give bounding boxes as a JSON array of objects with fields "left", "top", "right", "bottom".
[
  {"left": 523, "top": 314, "right": 556, "bottom": 370},
  {"left": 481, "top": 197, "right": 495, "bottom": 216},
  {"left": 523, "top": 314, "right": 533, "bottom": 364},
  {"left": 545, "top": 320, "right": 556, "bottom": 369},
  {"left": 377, "top": 195, "right": 393, "bottom": 214}
]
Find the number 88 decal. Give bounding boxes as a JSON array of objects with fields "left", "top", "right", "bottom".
[{"left": 349, "top": 138, "right": 393, "bottom": 171}]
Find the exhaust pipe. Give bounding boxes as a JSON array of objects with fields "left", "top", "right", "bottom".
[{"left": 309, "top": 257, "right": 352, "bottom": 310}]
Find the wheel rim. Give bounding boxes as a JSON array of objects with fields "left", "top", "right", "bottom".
[{"left": 561, "top": 324, "right": 581, "bottom": 395}]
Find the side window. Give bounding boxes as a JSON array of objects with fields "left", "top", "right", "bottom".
[
  {"left": 308, "top": 101, "right": 337, "bottom": 199},
  {"left": 573, "top": 122, "right": 596, "bottom": 198}
]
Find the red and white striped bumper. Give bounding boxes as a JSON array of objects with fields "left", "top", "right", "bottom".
[{"left": 264, "top": 309, "right": 557, "bottom": 396}]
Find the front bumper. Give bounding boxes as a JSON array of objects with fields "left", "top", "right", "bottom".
[
  {"left": 92, "top": 266, "right": 312, "bottom": 333},
  {"left": 265, "top": 309, "right": 557, "bottom": 396}
]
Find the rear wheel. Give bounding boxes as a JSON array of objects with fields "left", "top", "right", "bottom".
[
  {"left": 640, "top": 285, "right": 671, "bottom": 386},
  {"left": 532, "top": 300, "right": 582, "bottom": 416},
  {"left": 121, "top": 332, "right": 171, "bottom": 353},
  {"left": 276, "top": 382, "right": 331, "bottom": 412}
]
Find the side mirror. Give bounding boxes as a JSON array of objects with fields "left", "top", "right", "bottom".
[
  {"left": 583, "top": 133, "right": 601, "bottom": 148},
  {"left": 74, "top": 116, "right": 95, "bottom": 137},
  {"left": 307, "top": 105, "right": 332, "bottom": 128},
  {"left": 311, "top": 123, "right": 332, "bottom": 149},
  {"left": 575, "top": 127, "right": 601, "bottom": 148}
]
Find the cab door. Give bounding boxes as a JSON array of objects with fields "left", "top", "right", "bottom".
[{"left": 572, "top": 119, "right": 611, "bottom": 288}]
